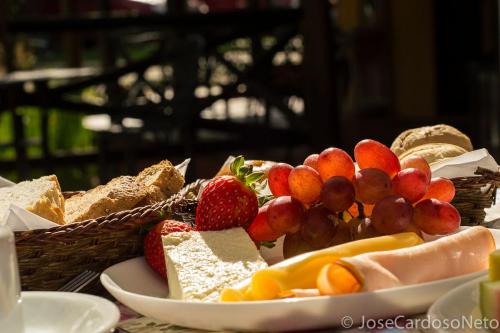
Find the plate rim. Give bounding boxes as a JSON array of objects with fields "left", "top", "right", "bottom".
[{"left": 21, "top": 291, "right": 120, "bottom": 333}]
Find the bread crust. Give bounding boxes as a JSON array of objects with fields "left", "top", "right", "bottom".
[
  {"left": 64, "top": 176, "right": 147, "bottom": 223},
  {"left": 391, "top": 124, "right": 473, "bottom": 156},
  {"left": 398, "top": 143, "right": 468, "bottom": 165},
  {"left": 135, "top": 160, "right": 185, "bottom": 206}
]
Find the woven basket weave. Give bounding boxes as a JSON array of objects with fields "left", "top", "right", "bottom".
[
  {"left": 451, "top": 167, "right": 500, "bottom": 226},
  {"left": 14, "top": 180, "right": 203, "bottom": 291}
]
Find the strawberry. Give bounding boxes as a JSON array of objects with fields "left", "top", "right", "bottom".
[
  {"left": 143, "top": 220, "right": 192, "bottom": 279},
  {"left": 196, "top": 156, "right": 263, "bottom": 231}
]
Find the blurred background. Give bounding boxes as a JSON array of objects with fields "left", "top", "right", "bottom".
[{"left": 0, "top": 0, "right": 499, "bottom": 189}]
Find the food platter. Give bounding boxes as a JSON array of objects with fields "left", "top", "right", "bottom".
[{"left": 101, "top": 227, "right": 500, "bottom": 332}]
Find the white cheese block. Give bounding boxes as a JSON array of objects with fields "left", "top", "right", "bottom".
[{"left": 162, "top": 227, "right": 268, "bottom": 302}]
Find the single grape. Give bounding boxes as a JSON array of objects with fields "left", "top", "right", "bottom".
[
  {"left": 317, "top": 148, "right": 355, "bottom": 181},
  {"left": 268, "top": 163, "right": 293, "bottom": 197},
  {"left": 329, "top": 219, "right": 352, "bottom": 246},
  {"left": 304, "top": 154, "right": 320, "bottom": 171},
  {"left": 419, "top": 177, "right": 456, "bottom": 203},
  {"left": 320, "top": 176, "right": 355, "bottom": 213},
  {"left": 267, "top": 196, "right": 305, "bottom": 234},
  {"left": 413, "top": 199, "right": 460, "bottom": 235},
  {"left": 392, "top": 168, "right": 428, "bottom": 203},
  {"left": 354, "top": 139, "right": 401, "bottom": 178},
  {"left": 371, "top": 196, "right": 413, "bottom": 235},
  {"left": 288, "top": 165, "right": 323, "bottom": 204},
  {"left": 247, "top": 205, "right": 285, "bottom": 242},
  {"left": 300, "top": 205, "right": 337, "bottom": 249},
  {"left": 353, "top": 168, "right": 392, "bottom": 204},
  {"left": 402, "top": 222, "right": 423, "bottom": 237},
  {"left": 353, "top": 217, "right": 379, "bottom": 240},
  {"left": 400, "top": 155, "right": 431, "bottom": 184},
  {"left": 283, "top": 232, "right": 315, "bottom": 259}
]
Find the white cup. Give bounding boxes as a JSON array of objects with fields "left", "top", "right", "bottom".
[{"left": 0, "top": 224, "right": 24, "bottom": 332}]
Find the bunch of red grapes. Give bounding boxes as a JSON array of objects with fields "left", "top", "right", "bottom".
[{"left": 257, "top": 139, "right": 461, "bottom": 258}]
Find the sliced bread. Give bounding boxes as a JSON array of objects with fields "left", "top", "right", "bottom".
[
  {"left": 135, "top": 160, "right": 185, "bottom": 206},
  {"left": 0, "top": 175, "right": 65, "bottom": 225},
  {"left": 64, "top": 176, "right": 147, "bottom": 223}
]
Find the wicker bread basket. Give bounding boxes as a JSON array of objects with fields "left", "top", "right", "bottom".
[
  {"left": 14, "top": 180, "right": 203, "bottom": 291},
  {"left": 451, "top": 167, "right": 500, "bottom": 226}
]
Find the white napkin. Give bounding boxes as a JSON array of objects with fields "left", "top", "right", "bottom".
[
  {"left": 0, "top": 176, "right": 15, "bottom": 188},
  {"left": 431, "top": 148, "right": 498, "bottom": 178},
  {"left": 1, "top": 160, "right": 191, "bottom": 232},
  {"left": 1, "top": 204, "right": 59, "bottom": 231}
]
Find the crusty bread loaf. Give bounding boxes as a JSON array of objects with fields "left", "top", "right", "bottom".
[
  {"left": 398, "top": 143, "right": 468, "bottom": 165},
  {"left": 0, "top": 175, "right": 65, "bottom": 225},
  {"left": 64, "top": 176, "right": 147, "bottom": 223},
  {"left": 391, "top": 124, "right": 473, "bottom": 156},
  {"left": 135, "top": 160, "right": 185, "bottom": 206}
]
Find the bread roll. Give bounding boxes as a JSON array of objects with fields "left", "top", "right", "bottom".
[
  {"left": 391, "top": 124, "right": 472, "bottom": 156},
  {"left": 399, "top": 143, "right": 468, "bottom": 165}
]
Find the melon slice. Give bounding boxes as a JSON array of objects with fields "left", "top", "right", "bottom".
[
  {"left": 490, "top": 250, "right": 500, "bottom": 281},
  {"left": 480, "top": 280, "right": 500, "bottom": 321}
]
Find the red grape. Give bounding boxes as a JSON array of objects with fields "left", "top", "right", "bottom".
[
  {"left": 247, "top": 205, "right": 285, "bottom": 242},
  {"left": 329, "top": 219, "right": 353, "bottom": 246},
  {"left": 283, "top": 232, "right": 315, "bottom": 259},
  {"left": 419, "top": 177, "right": 456, "bottom": 203},
  {"left": 392, "top": 168, "right": 428, "bottom": 203},
  {"left": 353, "top": 217, "right": 379, "bottom": 240},
  {"left": 353, "top": 168, "right": 392, "bottom": 204},
  {"left": 268, "top": 163, "right": 293, "bottom": 197},
  {"left": 400, "top": 155, "right": 431, "bottom": 184},
  {"left": 300, "top": 206, "right": 337, "bottom": 248},
  {"left": 413, "top": 199, "right": 460, "bottom": 235},
  {"left": 267, "top": 196, "right": 305, "bottom": 234},
  {"left": 321, "top": 176, "right": 355, "bottom": 212},
  {"left": 317, "top": 148, "right": 355, "bottom": 181},
  {"left": 354, "top": 139, "right": 401, "bottom": 178},
  {"left": 288, "top": 165, "right": 323, "bottom": 204},
  {"left": 371, "top": 196, "right": 413, "bottom": 235},
  {"left": 402, "top": 222, "right": 423, "bottom": 238},
  {"left": 304, "top": 154, "right": 320, "bottom": 171}
]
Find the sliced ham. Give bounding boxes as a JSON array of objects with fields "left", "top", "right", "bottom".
[{"left": 338, "top": 226, "right": 495, "bottom": 292}]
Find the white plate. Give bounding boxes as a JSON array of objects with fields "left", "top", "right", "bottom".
[
  {"left": 21, "top": 291, "right": 120, "bottom": 333},
  {"left": 101, "top": 228, "right": 500, "bottom": 332},
  {"left": 428, "top": 276, "right": 494, "bottom": 333}
]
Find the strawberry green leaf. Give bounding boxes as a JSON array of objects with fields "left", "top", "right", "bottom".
[
  {"left": 259, "top": 240, "right": 277, "bottom": 248},
  {"left": 258, "top": 194, "right": 274, "bottom": 207},
  {"left": 245, "top": 172, "right": 264, "bottom": 184},
  {"left": 230, "top": 155, "right": 244, "bottom": 176}
]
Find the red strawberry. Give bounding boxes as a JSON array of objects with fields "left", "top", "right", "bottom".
[
  {"left": 144, "top": 220, "right": 192, "bottom": 279},
  {"left": 196, "top": 156, "right": 263, "bottom": 231}
]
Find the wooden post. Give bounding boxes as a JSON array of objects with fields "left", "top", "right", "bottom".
[
  {"left": 302, "top": 0, "right": 340, "bottom": 149},
  {"left": 62, "top": 0, "right": 82, "bottom": 67},
  {"left": 0, "top": 0, "right": 14, "bottom": 72},
  {"left": 390, "top": 0, "right": 436, "bottom": 119}
]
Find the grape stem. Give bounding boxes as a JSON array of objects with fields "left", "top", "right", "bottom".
[{"left": 356, "top": 201, "right": 365, "bottom": 218}]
